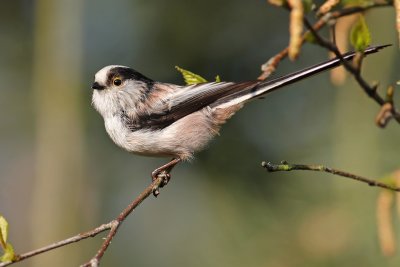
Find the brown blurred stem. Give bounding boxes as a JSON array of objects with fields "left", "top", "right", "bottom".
[
  {"left": 0, "top": 175, "right": 166, "bottom": 267},
  {"left": 258, "top": 1, "right": 391, "bottom": 80},
  {"left": 262, "top": 161, "right": 400, "bottom": 192}
]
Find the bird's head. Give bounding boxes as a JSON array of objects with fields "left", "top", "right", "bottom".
[{"left": 91, "top": 65, "right": 154, "bottom": 117}]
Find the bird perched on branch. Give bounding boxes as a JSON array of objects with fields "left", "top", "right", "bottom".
[{"left": 91, "top": 45, "right": 388, "bottom": 195}]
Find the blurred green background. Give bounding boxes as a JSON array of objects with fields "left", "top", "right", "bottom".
[{"left": 1, "top": 0, "right": 400, "bottom": 266}]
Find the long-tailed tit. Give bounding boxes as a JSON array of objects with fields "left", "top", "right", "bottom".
[{"left": 91, "top": 45, "right": 388, "bottom": 193}]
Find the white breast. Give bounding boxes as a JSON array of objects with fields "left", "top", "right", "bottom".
[
  {"left": 103, "top": 115, "right": 176, "bottom": 158},
  {"left": 104, "top": 116, "right": 130, "bottom": 150},
  {"left": 102, "top": 109, "right": 216, "bottom": 160}
]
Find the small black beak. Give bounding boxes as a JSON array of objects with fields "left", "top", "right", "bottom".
[{"left": 92, "top": 82, "right": 105, "bottom": 90}]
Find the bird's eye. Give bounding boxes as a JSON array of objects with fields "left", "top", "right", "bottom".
[{"left": 113, "top": 78, "right": 122, "bottom": 86}]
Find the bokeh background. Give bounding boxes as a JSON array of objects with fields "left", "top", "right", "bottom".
[{"left": 1, "top": 0, "right": 400, "bottom": 266}]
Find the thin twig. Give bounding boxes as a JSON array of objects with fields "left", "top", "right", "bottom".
[
  {"left": 302, "top": 17, "right": 400, "bottom": 125},
  {"left": 0, "top": 223, "right": 112, "bottom": 267},
  {"left": 262, "top": 161, "right": 400, "bottom": 192},
  {"left": 258, "top": 1, "right": 391, "bottom": 80},
  {"left": 0, "top": 175, "right": 165, "bottom": 267},
  {"left": 80, "top": 174, "right": 165, "bottom": 267}
]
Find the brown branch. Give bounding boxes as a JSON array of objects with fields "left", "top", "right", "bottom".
[
  {"left": 258, "top": 1, "right": 392, "bottom": 80},
  {"left": 0, "top": 175, "right": 166, "bottom": 267},
  {"left": 302, "top": 17, "right": 400, "bottom": 126},
  {"left": 262, "top": 161, "right": 400, "bottom": 192}
]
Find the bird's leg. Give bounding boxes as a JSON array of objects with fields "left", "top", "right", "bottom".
[{"left": 151, "top": 158, "right": 181, "bottom": 196}]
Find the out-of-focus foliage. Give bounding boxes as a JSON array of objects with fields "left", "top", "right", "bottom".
[
  {"left": 350, "top": 15, "right": 371, "bottom": 51},
  {"left": 0, "top": 216, "right": 9, "bottom": 246},
  {"left": 0, "top": 243, "right": 15, "bottom": 263},
  {"left": 0, "top": 215, "right": 15, "bottom": 262}
]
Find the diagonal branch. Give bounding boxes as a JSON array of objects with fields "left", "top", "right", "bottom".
[
  {"left": 302, "top": 17, "right": 400, "bottom": 125},
  {"left": 262, "top": 161, "right": 400, "bottom": 192},
  {"left": 0, "top": 175, "right": 166, "bottom": 267}
]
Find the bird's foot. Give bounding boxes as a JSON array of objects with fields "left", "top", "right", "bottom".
[
  {"left": 151, "top": 170, "right": 171, "bottom": 197},
  {"left": 151, "top": 158, "right": 181, "bottom": 197},
  {"left": 152, "top": 169, "right": 171, "bottom": 186}
]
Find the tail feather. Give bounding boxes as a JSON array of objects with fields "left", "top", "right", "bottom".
[{"left": 212, "top": 44, "right": 390, "bottom": 109}]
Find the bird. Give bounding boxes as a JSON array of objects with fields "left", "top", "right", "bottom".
[{"left": 91, "top": 45, "right": 388, "bottom": 194}]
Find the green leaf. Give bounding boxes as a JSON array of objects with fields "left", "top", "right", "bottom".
[
  {"left": 215, "top": 75, "right": 221, "bottom": 82},
  {"left": 0, "top": 216, "right": 8, "bottom": 248},
  {"left": 175, "top": 66, "right": 207, "bottom": 85},
  {"left": 1, "top": 243, "right": 15, "bottom": 262},
  {"left": 350, "top": 15, "right": 371, "bottom": 51}
]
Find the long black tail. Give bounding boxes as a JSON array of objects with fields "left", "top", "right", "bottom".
[{"left": 213, "top": 45, "right": 390, "bottom": 108}]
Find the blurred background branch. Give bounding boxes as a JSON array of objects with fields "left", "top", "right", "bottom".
[
  {"left": 30, "top": 0, "right": 87, "bottom": 266},
  {"left": 258, "top": 1, "right": 391, "bottom": 80}
]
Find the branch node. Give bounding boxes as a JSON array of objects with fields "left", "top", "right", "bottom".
[
  {"left": 375, "top": 102, "right": 394, "bottom": 128},
  {"left": 386, "top": 85, "right": 394, "bottom": 103},
  {"left": 262, "top": 161, "right": 292, "bottom": 172},
  {"left": 371, "top": 81, "right": 379, "bottom": 92}
]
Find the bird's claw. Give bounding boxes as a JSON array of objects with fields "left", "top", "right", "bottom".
[
  {"left": 151, "top": 170, "right": 171, "bottom": 197},
  {"left": 150, "top": 158, "right": 180, "bottom": 197}
]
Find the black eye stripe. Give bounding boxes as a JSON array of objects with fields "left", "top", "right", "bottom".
[{"left": 106, "top": 67, "right": 154, "bottom": 87}]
